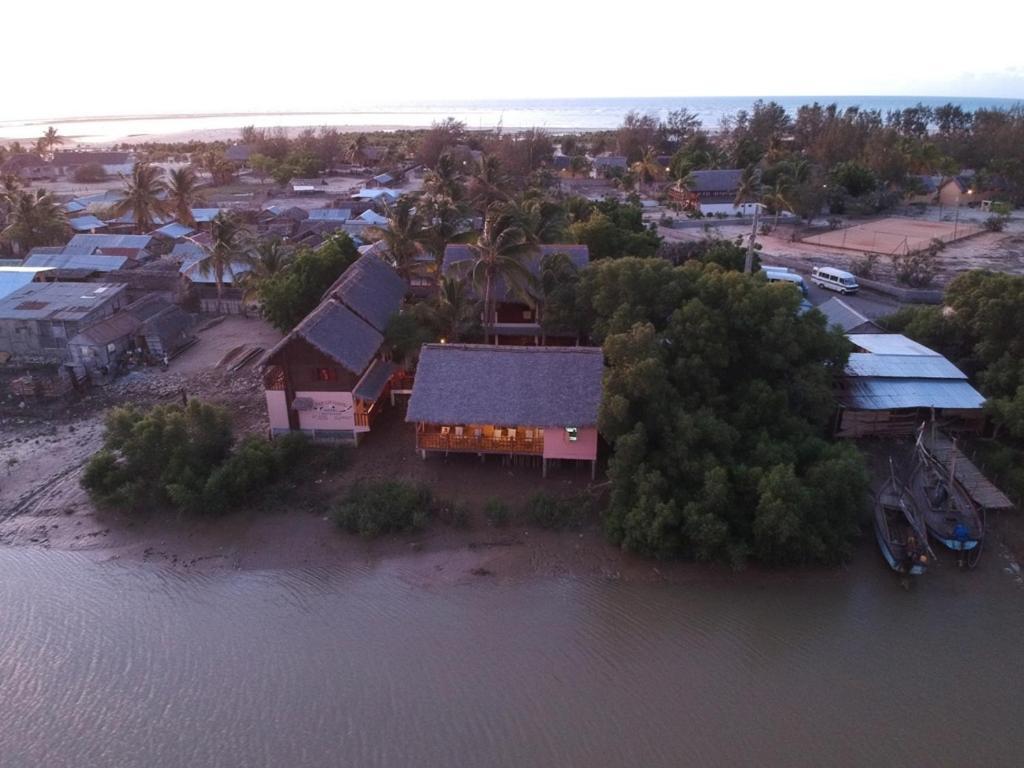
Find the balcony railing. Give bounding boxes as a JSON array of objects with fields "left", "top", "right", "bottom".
[{"left": 416, "top": 430, "right": 544, "bottom": 455}]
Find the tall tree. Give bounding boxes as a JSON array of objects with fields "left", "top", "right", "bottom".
[
  {"left": 40, "top": 126, "right": 63, "bottom": 156},
  {"left": 364, "top": 197, "right": 425, "bottom": 282},
  {"left": 112, "top": 162, "right": 170, "bottom": 232},
  {"left": 735, "top": 166, "right": 764, "bottom": 273},
  {"left": 239, "top": 238, "right": 293, "bottom": 303},
  {"left": 630, "top": 146, "right": 665, "bottom": 193},
  {"left": 424, "top": 152, "right": 465, "bottom": 201},
  {"left": 457, "top": 206, "right": 536, "bottom": 343},
  {"left": 198, "top": 212, "right": 247, "bottom": 309},
  {"left": 0, "top": 189, "right": 69, "bottom": 253},
  {"left": 416, "top": 195, "right": 470, "bottom": 294},
  {"left": 167, "top": 166, "right": 204, "bottom": 226}
]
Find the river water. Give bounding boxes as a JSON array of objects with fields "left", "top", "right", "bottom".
[{"left": 1, "top": 546, "right": 1021, "bottom": 767}]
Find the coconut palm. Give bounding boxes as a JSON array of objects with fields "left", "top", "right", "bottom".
[
  {"left": 364, "top": 197, "right": 425, "bottom": 282},
  {"left": 112, "top": 162, "right": 170, "bottom": 232},
  {"left": 1, "top": 189, "right": 69, "bottom": 253},
  {"left": 502, "top": 195, "right": 567, "bottom": 244},
  {"left": 40, "top": 126, "right": 63, "bottom": 156},
  {"left": 468, "top": 154, "right": 510, "bottom": 214},
  {"left": 431, "top": 275, "right": 480, "bottom": 343},
  {"left": 239, "top": 238, "right": 292, "bottom": 303},
  {"left": 167, "top": 167, "right": 205, "bottom": 226},
  {"left": 416, "top": 195, "right": 471, "bottom": 294},
  {"left": 197, "top": 212, "right": 247, "bottom": 309},
  {"left": 630, "top": 146, "right": 665, "bottom": 193},
  {"left": 735, "top": 165, "right": 764, "bottom": 273},
  {"left": 764, "top": 180, "right": 792, "bottom": 228},
  {"left": 424, "top": 152, "right": 465, "bottom": 201},
  {"left": 457, "top": 205, "right": 536, "bottom": 343}
]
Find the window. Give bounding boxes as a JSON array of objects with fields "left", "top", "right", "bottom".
[
  {"left": 314, "top": 367, "right": 338, "bottom": 382},
  {"left": 565, "top": 427, "right": 579, "bottom": 442}
]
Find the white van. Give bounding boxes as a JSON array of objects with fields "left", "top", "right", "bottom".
[
  {"left": 762, "top": 266, "right": 808, "bottom": 297},
  {"left": 811, "top": 266, "right": 859, "bottom": 295}
]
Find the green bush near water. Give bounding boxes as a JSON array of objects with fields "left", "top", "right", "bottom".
[
  {"left": 332, "top": 480, "right": 433, "bottom": 537},
  {"left": 523, "top": 492, "right": 590, "bottom": 530}
]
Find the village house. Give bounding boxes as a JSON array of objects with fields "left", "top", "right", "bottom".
[
  {"left": 0, "top": 153, "right": 57, "bottom": 181},
  {"left": 224, "top": 144, "right": 253, "bottom": 167},
  {"left": 590, "top": 154, "right": 628, "bottom": 178},
  {"left": 833, "top": 333, "right": 985, "bottom": 438},
  {"left": 442, "top": 244, "right": 590, "bottom": 344},
  {"left": 0, "top": 282, "right": 127, "bottom": 362},
  {"left": 67, "top": 295, "right": 194, "bottom": 381},
  {"left": 0, "top": 266, "right": 54, "bottom": 301},
  {"left": 937, "top": 176, "right": 976, "bottom": 208},
  {"left": 259, "top": 255, "right": 406, "bottom": 444},
  {"left": 51, "top": 150, "right": 134, "bottom": 177},
  {"left": 406, "top": 344, "right": 604, "bottom": 477},
  {"left": 668, "top": 169, "right": 746, "bottom": 213}
]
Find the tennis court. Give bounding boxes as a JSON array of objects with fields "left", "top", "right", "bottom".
[{"left": 800, "top": 217, "right": 981, "bottom": 255}]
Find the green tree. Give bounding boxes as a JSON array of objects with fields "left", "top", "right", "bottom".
[
  {"left": 456, "top": 206, "right": 536, "bottom": 343},
  {"left": 112, "top": 162, "right": 170, "bottom": 232},
  {"left": 197, "top": 212, "right": 248, "bottom": 308},
  {"left": 578, "top": 257, "right": 863, "bottom": 565},
  {"left": 364, "top": 197, "right": 425, "bottom": 282},
  {"left": 167, "top": 166, "right": 204, "bottom": 226},
  {"left": 239, "top": 238, "right": 293, "bottom": 303},
  {"left": 41, "top": 126, "right": 63, "bottom": 156},
  {"left": 258, "top": 234, "right": 359, "bottom": 331},
  {"left": 0, "top": 189, "right": 69, "bottom": 253}
]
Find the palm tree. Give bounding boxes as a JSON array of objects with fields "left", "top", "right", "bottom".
[
  {"left": 468, "top": 154, "right": 510, "bottom": 214},
  {"left": 239, "top": 238, "right": 292, "bottom": 303},
  {"left": 167, "top": 167, "right": 204, "bottom": 226},
  {"left": 630, "top": 146, "right": 664, "bottom": 193},
  {"left": 112, "top": 162, "right": 170, "bottom": 232},
  {"left": 1, "top": 190, "right": 69, "bottom": 253},
  {"left": 764, "top": 180, "right": 792, "bottom": 229},
  {"left": 432, "top": 276, "right": 480, "bottom": 343},
  {"left": 569, "top": 155, "right": 590, "bottom": 178},
  {"left": 197, "top": 212, "right": 247, "bottom": 310},
  {"left": 416, "top": 195, "right": 470, "bottom": 295},
  {"left": 40, "top": 126, "right": 63, "bottom": 157},
  {"left": 424, "top": 152, "right": 465, "bottom": 201},
  {"left": 364, "top": 197, "right": 425, "bottom": 282},
  {"left": 457, "top": 205, "right": 536, "bottom": 343},
  {"left": 502, "top": 195, "right": 567, "bottom": 244}
]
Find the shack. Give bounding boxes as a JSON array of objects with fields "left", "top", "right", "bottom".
[{"left": 834, "top": 334, "right": 986, "bottom": 438}]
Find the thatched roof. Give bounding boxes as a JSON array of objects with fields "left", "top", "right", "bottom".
[
  {"left": 406, "top": 344, "right": 604, "bottom": 427},
  {"left": 323, "top": 254, "right": 406, "bottom": 333},
  {"left": 260, "top": 299, "right": 381, "bottom": 375}
]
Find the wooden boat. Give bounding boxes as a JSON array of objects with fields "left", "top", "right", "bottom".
[
  {"left": 909, "top": 456, "right": 983, "bottom": 553},
  {"left": 874, "top": 470, "right": 930, "bottom": 575}
]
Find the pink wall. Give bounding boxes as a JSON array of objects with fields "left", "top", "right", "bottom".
[
  {"left": 543, "top": 426, "right": 598, "bottom": 461},
  {"left": 296, "top": 390, "right": 356, "bottom": 432},
  {"left": 265, "top": 390, "right": 290, "bottom": 431}
]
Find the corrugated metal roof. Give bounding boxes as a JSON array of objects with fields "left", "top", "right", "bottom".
[
  {"left": 68, "top": 233, "right": 153, "bottom": 251},
  {"left": 69, "top": 311, "right": 141, "bottom": 346},
  {"left": 68, "top": 215, "right": 107, "bottom": 232},
  {"left": 848, "top": 333, "right": 936, "bottom": 356},
  {"left": 0, "top": 282, "right": 125, "bottom": 321},
  {"left": 358, "top": 210, "right": 389, "bottom": 225},
  {"left": 844, "top": 353, "right": 967, "bottom": 380},
  {"left": 0, "top": 267, "right": 54, "bottom": 300},
  {"left": 816, "top": 297, "right": 879, "bottom": 333},
  {"left": 152, "top": 222, "right": 195, "bottom": 239},
  {"left": 838, "top": 379, "right": 985, "bottom": 410},
  {"left": 63, "top": 201, "right": 87, "bottom": 214},
  {"left": 354, "top": 188, "right": 400, "bottom": 200},
  {"left": 308, "top": 209, "right": 352, "bottom": 222},
  {"left": 23, "top": 252, "right": 129, "bottom": 272},
  {"left": 190, "top": 208, "right": 221, "bottom": 223},
  {"left": 180, "top": 256, "right": 251, "bottom": 284}
]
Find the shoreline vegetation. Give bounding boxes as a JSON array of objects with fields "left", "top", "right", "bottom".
[{"left": 3, "top": 99, "right": 1022, "bottom": 576}]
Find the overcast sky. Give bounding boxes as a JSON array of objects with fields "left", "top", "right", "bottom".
[{"left": 4, "top": 0, "right": 1022, "bottom": 119}]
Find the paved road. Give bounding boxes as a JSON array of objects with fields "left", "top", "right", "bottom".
[{"left": 804, "top": 280, "right": 901, "bottom": 320}]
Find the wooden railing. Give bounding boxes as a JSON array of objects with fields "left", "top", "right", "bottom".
[{"left": 417, "top": 431, "right": 544, "bottom": 455}]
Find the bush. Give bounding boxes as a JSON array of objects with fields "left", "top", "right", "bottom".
[
  {"left": 891, "top": 241, "right": 941, "bottom": 288},
  {"left": 983, "top": 215, "right": 1007, "bottom": 232},
  {"left": 437, "top": 500, "right": 471, "bottom": 529},
  {"left": 81, "top": 401, "right": 310, "bottom": 515},
  {"left": 484, "top": 498, "right": 511, "bottom": 527},
  {"left": 523, "top": 492, "right": 588, "bottom": 530},
  {"left": 72, "top": 163, "right": 107, "bottom": 183},
  {"left": 851, "top": 252, "right": 880, "bottom": 279},
  {"left": 332, "top": 480, "right": 433, "bottom": 537}
]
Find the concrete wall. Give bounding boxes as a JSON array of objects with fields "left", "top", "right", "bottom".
[
  {"left": 265, "top": 390, "right": 290, "bottom": 432},
  {"left": 542, "top": 426, "right": 598, "bottom": 461}
]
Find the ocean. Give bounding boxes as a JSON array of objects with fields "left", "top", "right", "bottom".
[{"left": 0, "top": 95, "right": 1020, "bottom": 144}]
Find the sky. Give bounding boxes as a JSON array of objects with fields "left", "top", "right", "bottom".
[{"left": 3, "top": 0, "right": 1022, "bottom": 120}]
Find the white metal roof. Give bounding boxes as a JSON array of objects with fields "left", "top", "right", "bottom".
[
  {"left": 844, "top": 353, "right": 967, "bottom": 380},
  {"left": 839, "top": 379, "right": 985, "bottom": 410},
  {"left": 848, "top": 333, "right": 937, "bottom": 357},
  {"left": 0, "top": 267, "right": 55, "bottom": 300}
]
